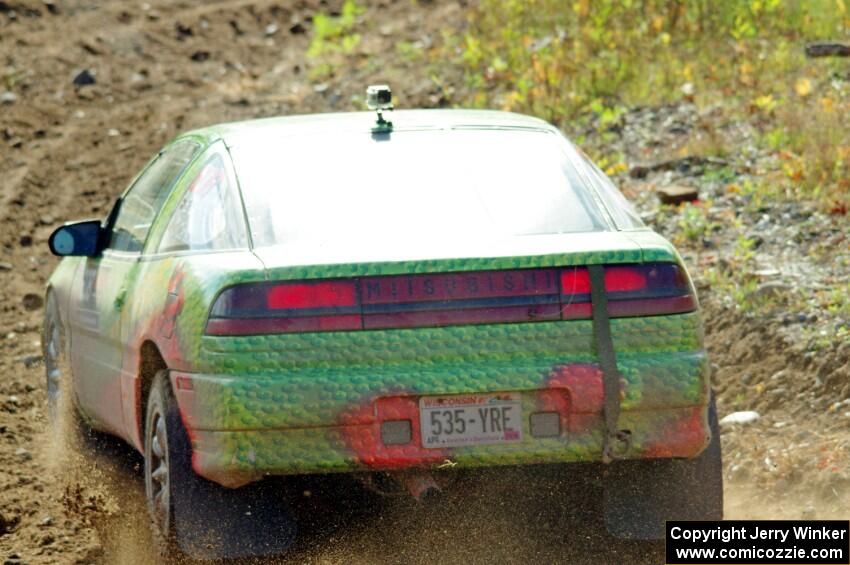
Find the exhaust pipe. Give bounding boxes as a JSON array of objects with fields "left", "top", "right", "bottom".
[{"left": 391, "top": 471, "right": 442, "bottom": 503}]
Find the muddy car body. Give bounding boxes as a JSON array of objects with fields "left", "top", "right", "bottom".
[{"left": 44, "top": 107, "right": 722, "bottom": 559}]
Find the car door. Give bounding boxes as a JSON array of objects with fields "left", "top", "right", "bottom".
[
  {"left": 116, "top": 142, "right": 250, "bottom": 440},
  {"left": 70, "top": 139, "right": 200, "bottom": 434}
]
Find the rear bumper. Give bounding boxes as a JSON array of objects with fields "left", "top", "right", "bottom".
[{"left": 170, "top": 358, "right": 710, "bottom": 488}]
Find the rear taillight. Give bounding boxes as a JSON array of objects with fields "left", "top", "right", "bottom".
[
  {"left": 206, "top": 280, "right": 361, "bottom": 336},
  {"left": 267, "top": 280, "right": 358, "bottom": 309},
  {"left": 603, "top": 263, "right": 696, "bottom": 318},
  {"left": 205, "top": 263, "right": 696, "bottom": 336}
]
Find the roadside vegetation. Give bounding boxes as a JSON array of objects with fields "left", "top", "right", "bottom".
[
  {"left": 444, "top": 0, "right": 850, "bottom": 328},
  {"left": 451, "top": 0, "right": 849, "bottom": 205},
  {"left": 307, "top": 0, "right": 364, "bottom": 80},
  {"left": 301, "top": 0, "right": 848, "bottom": 330}
]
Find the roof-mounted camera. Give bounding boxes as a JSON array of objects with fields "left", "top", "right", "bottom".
[{"left": 366, "top": 84, "right": 393, "bottom": 133}]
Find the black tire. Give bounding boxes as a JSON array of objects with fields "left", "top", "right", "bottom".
[
  {"left": 43, "top": 291, "right": 91, "bottom": 448},
  {"left": 603, "top": 394, "right": 723, "bottom": 540},
  {"left": 144, "top": 370, "right": 297, "bottom": 561}
]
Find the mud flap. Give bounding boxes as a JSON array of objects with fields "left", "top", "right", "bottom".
[
  {"left": 590, "top": 264, "right": 723, "bottom": 539},
  {"left": 603, "top": 395, "right": 724, "bottom": 540},
  {"left": 588, "top": 265, "right": 630, "bottom": 462},
  {"left": 165, "top": 397, "right": 297, "bottom": 560}
]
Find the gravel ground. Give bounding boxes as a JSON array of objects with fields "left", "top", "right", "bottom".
[{"left": 1, "top": 1, "right": 847, "bottom": 563}]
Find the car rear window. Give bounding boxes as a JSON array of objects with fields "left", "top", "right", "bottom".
[{"left": 230, "top": 129, "right": 609, "bottom": 247}]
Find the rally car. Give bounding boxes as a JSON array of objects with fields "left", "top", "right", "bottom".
[{"left": 44, "top": 86, "right": 722, "bottom": 559}]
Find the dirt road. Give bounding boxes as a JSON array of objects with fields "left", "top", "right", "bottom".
[{"left": 1, "top": 1, "right": 847, "bottom": 563}]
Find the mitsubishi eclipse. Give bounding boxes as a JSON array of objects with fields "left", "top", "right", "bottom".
[{"left": 44, "top": 86, "right": 722, "bottom": 559}]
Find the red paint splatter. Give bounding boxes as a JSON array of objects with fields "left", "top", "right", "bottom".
[
  {"left": 338, "top": 396, "right": 448, "bottom": 470},
  {"left": 540, "top": 363, "right": 604, "bottom": 434},
  {"left": 642, "top": 406, "right": 707, "bottom": 458}
]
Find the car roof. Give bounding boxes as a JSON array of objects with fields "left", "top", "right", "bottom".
[{"left": 188, "top": 109, "right": 558, "bottom": 147}]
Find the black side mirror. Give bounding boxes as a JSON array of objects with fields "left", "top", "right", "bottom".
[{"left": 48, "top": 220, "right": 104, "bottom": 257}]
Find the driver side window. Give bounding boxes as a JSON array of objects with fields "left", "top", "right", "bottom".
[{"left": 108, "top": 140, "right": 199, "bottom": 252}]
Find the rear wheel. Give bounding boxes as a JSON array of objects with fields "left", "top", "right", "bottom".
[
  {"left": 144, "top": 370, "right": 297, "bottom": 560},
  {"left": 603, "top": 394, "right": 723, "bottom": 540}
]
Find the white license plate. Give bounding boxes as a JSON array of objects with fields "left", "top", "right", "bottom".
[{"left": 419, "top": 393, "right": 523, "bottom": 449}]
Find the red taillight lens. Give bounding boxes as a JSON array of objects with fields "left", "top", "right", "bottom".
[
  {"left": 267, "top": 281, "right": 358, "bottom": 309},
  {"left": 207, "top": 280, "right": 361, "bottom": 336},
  {"left": 559, "top": 268, "right": 591, "bottom": 295},
  {"left": 604, "top": 266, "right": 647, "bottom": 293},
  {"left": 205, "top": 263, "right": 696, "bottom": 335},
  {"left": 558, "top": 263, "right": 694, "bottom": 319},
  {"left": 604, "top": 263, "right": 695, "bottom": 317}
]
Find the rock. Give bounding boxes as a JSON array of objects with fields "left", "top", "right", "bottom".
[
  {"left": 727, "top": 463, "right": 749, "bottom": 483},
  {"left": 754, "top": 268, "right": 780, "bottom": 278},
  {"left": 770, "top": 369, "right": 790, "bottom": 381},
  {"left": 190, "top": 50, "right": 210, "bottom": 62},
  {"left": 747, "top": 233, "right": 765, "bottom": 248},
  {"left": 656, "top": 185, "right": 698, "bottom": 205},
  {"left": 0, "top": 262, "right": 12, "bottom": 271},
  {"left": 639, "top": 209, "right": 658, "bottom": 223},
  {"left": 289, "top": 21, "right": 306, "bottom": 34},
  {"left": 719, "top": 410, "right": 760, "bottom": 426},
  {"left": 19, "top": 235, "right": 32, "bottom": 247},
  {"left": 229, "top": 19, "right": 244, "bottom": 36},
  {"left": 264, "top": 23, "right": 278, "bottom": 36},
  {"left": 18, "top": 355, "right": 41, "bottom": 368},
  {"left": 0, "top": 91, "right": 16, "bottom": 104},
  {"left": 750, "top": 281, "right": 792, "bottom": 301},
  {"left": 175, "top": 21, "right": 192, "bottom": 38},
  {"left": 628, "top": 164, "right": 650, "bottom": 179},
  {"left": 0, "top": 513, "right": 20, "bottom": 536},
  {"left": 14, "top": 447, "right": 32, "bottom": 461},
  {"left": 72, "top": 69, "right": 96, "bottom": 87},
  {"left": 79, "top": 40, "right": 101, "bottom": 56},
  {"left": 22, "top": 293, "right": 43, "bottom": 311},
  {"left": 39, "top": 533, "right": 55, "bottom": 546},
  {"left": 805, "top": 42, "right": 850, "bottom": 58}
]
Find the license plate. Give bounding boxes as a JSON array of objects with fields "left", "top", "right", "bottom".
[{"left": 419, "top": 393, "right": 523, "bottom": 449}]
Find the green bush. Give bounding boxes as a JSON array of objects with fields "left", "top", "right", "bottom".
[
  {"left": 450, "top": 0, "right": 848, "bottom": 204},
  {"left": 456, "top": 0, "right": 846, "bottom": 120}
]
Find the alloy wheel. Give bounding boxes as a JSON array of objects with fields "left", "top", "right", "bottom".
[
  {"left": 146, "top": 407, "right": 171, "bottom": 538},
  {"left": 44, "top": 311, "right": 62, "bottom": 424}
]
